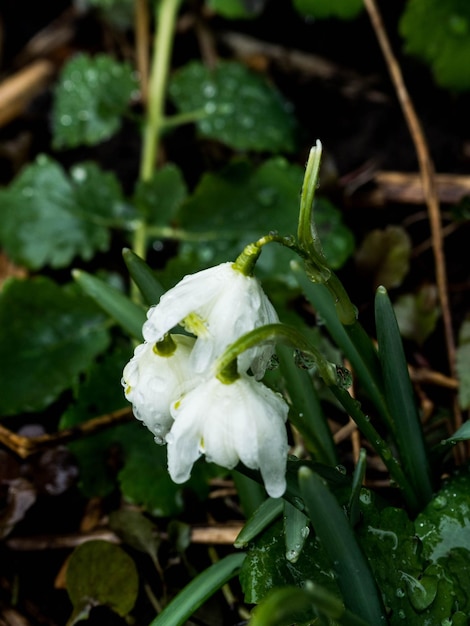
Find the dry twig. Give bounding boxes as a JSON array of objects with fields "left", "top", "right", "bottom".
[
  {"left": 362, "top": 0, "right": 462, "bottom": 444},
  {"left": 0, "top": 408, "right": 133, "bottom": 459}
]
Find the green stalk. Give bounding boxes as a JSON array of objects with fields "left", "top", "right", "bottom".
[
  {"left": 216, "top": 323, "right": 416, "bottom": 505},
  {"left": 299, "top": 467, "right": 387, "bottom": 624},
  {"left": 292, "top": 264, "right": 393, "bottom": 432},
  {"left": 132, "top": 0, "right": 182, "bottom": 277},
  {"left": 331, "top": 385, "right": 417, "bottom": 512},
  {"left": 298, "top": 143, "right": 357, "bottom": 326},
  {"left": 140, "top": 0, "right": 181, "bottom": 183}
]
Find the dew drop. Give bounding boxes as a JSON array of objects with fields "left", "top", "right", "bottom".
[
  {"left": 72, "top": 166, "right": 87, "bottom": 182},
  {"left": 60, "top": 114, "right": 72, "bottom": 126},
  {"left": 432, "top": 495, "right": 447, "bottom": 510},
  {"left": 77, "top": 110, "right": 90, "bottom": 121}
]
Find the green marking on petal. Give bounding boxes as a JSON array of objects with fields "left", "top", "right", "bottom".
[
  {"left": 153, "top": 333, "right": 177, "bottom": 357},
  {"left": 182, "top": 312, "right": 209, "bottom": 337}
]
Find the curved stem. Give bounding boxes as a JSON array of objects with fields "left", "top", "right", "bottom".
[{"left": 215, "top": 323, "right": 417, "bottom": 507}]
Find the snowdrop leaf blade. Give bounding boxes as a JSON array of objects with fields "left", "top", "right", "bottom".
[
  {"left": 374, "top": 286, "right": 433, "bottom": 506},
  {"left": 148, "top": 553, "right": 245, "bottom": 626},
  {"left": 298, "top": 467, "right": 387, "bottom": 624},
  {"left": 123, "top": 248, "right": 166, "bottom": 305},
  {"left": 73, "top": 269, "right": 146, "bottom": 339},
  {"left": 234, "top": 497, "right": 284, "bottom": 548}
]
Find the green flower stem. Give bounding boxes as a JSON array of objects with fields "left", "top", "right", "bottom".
[
  {"left": 298, "top": 142, "right": 357, "bottom": 326},
  {"left": 331, "top": 384, "right": 418, "bottom": 513},
  {"left": 292, "top": 264, "right": 393, "bottom": 433},
  {"left": 131, "top": 0, "right": 182, "bottom": 302},
  {"left": 233, "top": 234, "right": 305, "bottom": 277},
  {"left": 298, "top": 140, "right": 326, "bottom": 274},
  {"left": 216, "top": 323, "right": 417, "bottom": 506},
  {"left": 215, "top": 323, "right": 337, "bottom": 387},
  {"left": 140, "top": 0, "right": 181, "bottom": 183}
]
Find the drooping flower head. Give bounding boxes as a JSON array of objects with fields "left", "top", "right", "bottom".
[
  {"left": 142, "top": 262, "right": 279, "bottom": 379},
  {"left": 167, "top": 374, "right": 289, "bottom": 498},
  {"left": 122, "top": 334, "right": 197, "bottom": 443}
]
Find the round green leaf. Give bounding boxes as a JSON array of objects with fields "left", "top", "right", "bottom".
[
  {"left": 168, "top": 60, "right": 298, "bottom": 152},
  {"left": 0, "top": 277, "right": 110, "bottom": 415},
  {"left": 66, "top": 540, "right": 139, "bottom": 618},
  {"left": 400, "top": 0, "right": 470, "bottom": 91},
  {"left": 52, "top": 53, "right": 138, "bottom": 148},
  {"left": 0, "top": 155, "right": 127, "bottom": 270}
]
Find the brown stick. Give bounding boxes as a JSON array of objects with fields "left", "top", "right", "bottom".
[
  {"left": 0, "top": 60, "right": 55, "bottom": 127},
  {"left": 0, "top": 408, "right": 133, "bottom": 459},
  {"left": 362, "top": 0, "right": 461, "bottom": 434},
  {"left": 353, "top": 171, "right": 470, "bottom": 206},
  {"left": 5, "top": 523, "right": 243, "bottom": 551},
  {"left": 135, "top": 0, "right": 150, "bottom": 104}
]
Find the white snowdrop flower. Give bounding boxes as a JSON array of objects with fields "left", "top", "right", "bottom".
[
  {"left": 166, "top": 374, "right": 289, "bottom": 498},
  {"left": 122, "top": 334, "right": 197, "bottom": 443},
  {"left": 142, "top": 262, "right": 279, "bottom": 379}
]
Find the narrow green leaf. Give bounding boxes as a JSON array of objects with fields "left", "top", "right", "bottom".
[
  {"left": 73, "top": 269, "right": 146, "bottom": 339},
  {"left": 292, "top": 264, "right": 390, "bottom": 428},
  {"left": 298, "top": 467, "right": 387, "bottom": 624},
  {"left": 250, "top": 582, "right": 370, "bottom": 626},
  {"left": 231, "top": 471, "right": 267, "bottom": 519},
  {"left": 348, "top": 448, "right": 367, "bottom": 528},
  {"left": 248, "top": 585, "right": 316, "bottom": 626},
  {"left": 234, "top": 497, "right": 283, "bottom": 548},
  {"left": 374, "top": 285, "right": 433, "bottom": 508},
  {"left": 442, "top": 421, "right": 470, "bottom": 444},
  {"left": 148, "top": 552, "right": 245, "bottom": 626},
  {"left": 122, "top": 248, "right": 166, "bottom": 305},
  {"left": 283, "top": 500, "right": 310, "bottom": 563},
  {"left": 277, "top": 344, "right": 337, "bottom": 465}
]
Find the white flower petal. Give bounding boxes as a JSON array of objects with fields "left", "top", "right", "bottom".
[
  {"left": 122, "top": 334, "right": 197, "bottom": 442},
  {"left": 167, "top": 375, "right": 289, "bottom": 496},
  {"left": 141, "top": 262, "right": 279, "bottom": 378}
]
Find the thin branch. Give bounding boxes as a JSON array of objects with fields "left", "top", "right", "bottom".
[
  {"left": 0, "top": 408, "right": 133, "bottom": 459},
  {"left": 362, "top": 0, "right": 461, "bottom": 433}
]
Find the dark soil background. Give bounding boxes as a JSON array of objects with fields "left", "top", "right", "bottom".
[{"left": 1, "top": 1, "right": 470, "bottom": 624}]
